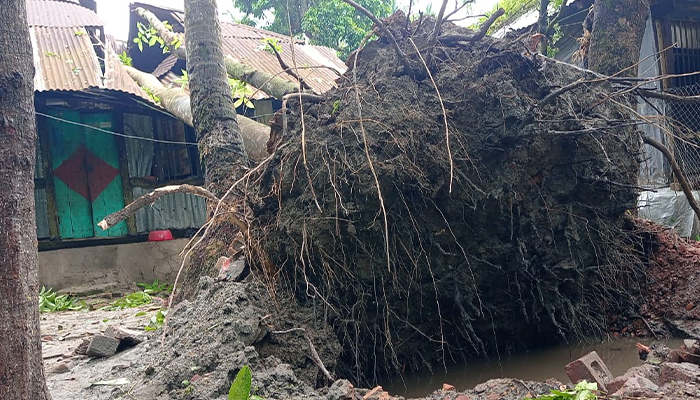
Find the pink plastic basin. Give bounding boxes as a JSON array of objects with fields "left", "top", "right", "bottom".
[{"left": 148, "top": 230, "right": 174, "bottom": 241}]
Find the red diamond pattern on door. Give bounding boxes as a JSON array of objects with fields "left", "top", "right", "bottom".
[{"left": 49, "top": 111, "right": 127, "bottom": 238}]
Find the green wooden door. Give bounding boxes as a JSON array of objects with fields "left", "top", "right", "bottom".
[{"left": 49, "top": 111, "right": 127, "bottom": 238}]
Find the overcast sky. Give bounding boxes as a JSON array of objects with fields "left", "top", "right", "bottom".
[{"left": 96, "top": 0, "right": 504, "bottom": 42}]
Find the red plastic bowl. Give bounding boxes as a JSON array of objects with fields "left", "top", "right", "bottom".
[{"left": 148, "top": 230, "right": 174, "bottom": 241}]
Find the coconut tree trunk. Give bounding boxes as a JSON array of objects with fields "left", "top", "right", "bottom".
[
  {"left": 177, "top": 0, "right": 251, "bottom": 299},
  {"left": 0, "top": 1, "right": 52, "bottom": 399},
  {"left": 185, "top": 0, "right": 250, "bottom": 197},
  {"left": 588, "top": 0, "right": 649, "bottom": 76},
  {"left": 125, "top": 66, "right": 270, "bottom": 161}
]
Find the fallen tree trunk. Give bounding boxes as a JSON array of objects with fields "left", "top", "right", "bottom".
[
  {"left": 247, "top": 14, "right": 645, "bottom": 384},
  {"left": 133, "top": 7, "right": 302, "bottom": 98},
  {"left": 125, "top": 65, "right": 269, "bottom": 161}
]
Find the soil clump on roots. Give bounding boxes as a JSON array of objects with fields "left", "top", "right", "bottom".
[{"left": 249, "top": 12, "right": 645, "bottom": 384}]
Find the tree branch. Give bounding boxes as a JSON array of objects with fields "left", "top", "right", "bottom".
[
  {"left": 642, "top": 136, "right": 700, "bottom": 222},
  {"left": 437, "top": 8, "right": 505, "bottom": 45},
  {"left": 125, "top": 66, "right": 271, "bottom": 160},
  {"left": 132, "top": 7, "right": 304, "bottom": 99},
  {"left": 637, "top": 89, "right": 700, "bottom": 103},
  {"left": 268, "top": 45, "right": 313, "bottom": 91},
  {"left": 97, "top": 184, "right": 246, "bottom": 231}
]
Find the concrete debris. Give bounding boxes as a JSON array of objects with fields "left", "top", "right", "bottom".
[
  {"left": 611, "top": 376, "right": 660, "bottom": 398},
  {"left": 660, "top": 362, "right": 700, "bottom": 384},
  {"left": 564, "top": 351, "right": 613, "bottom": 392},
  {"left": 86, "top": 334, "right": 120, "bottom": 358},
  {"left": 327, "top": 379, "right": 355, "bottom": 400}
]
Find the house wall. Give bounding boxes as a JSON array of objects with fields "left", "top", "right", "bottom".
[
  {"left": 35, "top": 97, "right": 208, "bottom": 243},
  {"left": 38, "top": 239, "right": 189, "bottom": 291}
]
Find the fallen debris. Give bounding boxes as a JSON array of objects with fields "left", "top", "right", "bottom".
[
  {"left": 86, "top": 335, "right": 120, "bottom": 358},
  {"left": 564, "top": 351, "right": 614, "bottom": 392}
]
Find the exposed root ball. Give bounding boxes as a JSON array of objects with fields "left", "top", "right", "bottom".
[{"left": 249, "top": 14, "right": 644, "bottom": 384}]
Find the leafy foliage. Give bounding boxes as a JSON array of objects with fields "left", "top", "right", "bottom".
[
  {"left": 118, "top": 51, "right": 133, "bottom": 66},
  {"left": 258, "top": 37, "right": 283, "bottom": 54},
  {"left": 232, "top": 0, "right": 394, "bottom": 59},
  {"left": 171, "top": 69, "right": 253, "bottom": 108},
  {"left": 137, "top": 279, "right": 173, "bottom": 296},
  {"left": 478, "top": 0, "right": 539, "bottom": 33},
  {"left": 228, "top": 366, "right": 264, "bottom": 400},
  {"left": 144, "top": 309, "right": 167, "bottom": 331},
  {"left": 528, "top": 381, "right": 598, "bottom": 400},
  {"left": 229, "top": 78, "right": 255, "bottom": 109},
  {"left": 39, "top": 286, "right": 85, "bottom": 313},
  {"left": 102, "top": 291, "right": 152, "bottom": 311},
  {"left": 480, "top": 0, "right": 567, "bottom": 55},
  {"left": 302, "top": 0, "right": 393, "bottom": 59},
  {"left": 132, "top": 21, "right": 182, "bottom": 53}
]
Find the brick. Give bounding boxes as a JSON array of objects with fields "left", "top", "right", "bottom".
[
  {"left": 564, "top": 351, "right": 613, "bottom": 392},
  {"left": 660, "top": 362, "right": 700, "bottom": 384},
  {"left": 442, "top": 383, "right": 456, "bottom": 391},
  {"left": 86, "top": 334, "right": 120, "bottom": 358},
  {"left": 611, "top": 376, "right": 659, "bottom": 398},
  {"left": 104, "top": 325, "right": 144, "bottom": 351},
  {"left": 607, "top": 364, "right": 660, "bottom": 393}
]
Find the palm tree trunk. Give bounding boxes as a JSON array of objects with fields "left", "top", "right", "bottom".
[
  {"left": 0, "top": 0, "right": 52, "bottom": 398},
  {"left": 185, "top": 0, "right": 250, "bottom": 197}
]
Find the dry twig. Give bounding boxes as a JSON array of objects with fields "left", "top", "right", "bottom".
[
  {"left": 271, "top": 328, "right": 334, "bottom": 381},
  {"left": 96, "top": 184, "right": 241, "bottom": 230}
]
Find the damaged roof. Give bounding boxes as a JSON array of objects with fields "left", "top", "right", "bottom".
[
  {"left": 28, "top": 0, "right": 151, "bottom": 102},
  {"left": 130, "top": 2, "right": 347, "bottom": 97}
]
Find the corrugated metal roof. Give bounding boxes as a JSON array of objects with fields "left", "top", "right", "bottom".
[
  {"left": 27, "top": 1, "right": 103, "bottom": 27},
  {"left": 221, "top": 36, "right": 345, "bottom": 94},
  {"left": 220, "top": 22, "right": 302, "bottom": 43},
  {"left": 32, "top": 25, "right": 102, "bottom": 91},
  {"left": 104, "top": 46, "right": 153, "bottom": 101},
  {"left": 31, "top": 25, "right": 155, "bottom": 103},
  {"left": 132, "top": 187, "right": 207, "bottom": 233},
  {"left": 153, "top": 53, "right": 179, "bottom": 78},
  {"left": 130, "top": 3, "right": 346, "bottom": 95}
]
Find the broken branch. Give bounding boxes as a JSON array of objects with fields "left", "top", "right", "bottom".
[
  {"left": 643, "top": 136, "right": 700, "bottom": 222},
  {"left": 97, "top": 184, "right": 244, "bottom": 232}
]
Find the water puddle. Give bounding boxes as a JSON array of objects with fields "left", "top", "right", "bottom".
[{"left": 383, "top": 337, "right": 684, "bottom": 397}]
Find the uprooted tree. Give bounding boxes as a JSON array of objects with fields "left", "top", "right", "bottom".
[{"left": 101, "top": 0, "right": 696, "bottom": 389}]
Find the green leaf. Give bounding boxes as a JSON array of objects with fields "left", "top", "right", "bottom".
[{"left": 228, "top": 366, "right": 252, "bottom": 400}]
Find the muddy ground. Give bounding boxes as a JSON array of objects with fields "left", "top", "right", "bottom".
[{"left": 42, "top": 223, "right": 700, "bottom": 400}]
